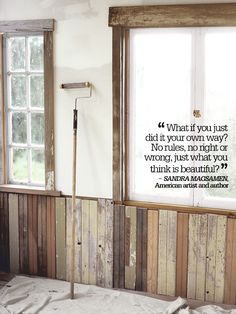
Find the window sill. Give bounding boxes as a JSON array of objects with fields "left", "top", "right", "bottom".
[{"left": 0, "top": 184, "right": 61, "bottom": 197}]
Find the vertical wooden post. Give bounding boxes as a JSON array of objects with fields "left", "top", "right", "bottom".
[
  {"left": 0, "top": 34, "right": 6, "bottom": 184},
  {"left": 70, "top": 105, "right": 78, "bottom": 299}
]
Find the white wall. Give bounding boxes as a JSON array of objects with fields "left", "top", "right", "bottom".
[{"left": 1, "top": 0, "right": 236, "bottom": 197}]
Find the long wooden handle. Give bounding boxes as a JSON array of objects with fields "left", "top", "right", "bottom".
[{"left": 70, "top": 108, "right": 78, "bottom": 299}]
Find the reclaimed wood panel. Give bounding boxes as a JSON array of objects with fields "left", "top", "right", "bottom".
[
  {"left": 215, "top": 216, "right": 227, "bottom": 303},
  {"left": 113, "top": 204, "right": 125, "bottom": 288},
  {"left": 158, "top": 210, "right": 177, "bottom": 296},
  {"left": 28, "top": 195, "right": 38, "bottom": 275},
  {"left": 112, "top": 26, "right": 123, "bottom": 202},
  {"left": 0, "top": 19, "right": 54, "bottom": 32},
  {"left": 0, "top": 35, "right": 6, "bottom": 185},
  {"left": 224, "top": 218, "right": 236, "bottom": 304},
  {"left": 104, "top": 199, "right": 113, "bottom": 288},
  {"left": 44, "top": 31, "right": 55, "bottom": 190},
  {"left": 97, "top": 199, "right": 114, "bottom": 288},
  {"left": 89, "top": 200, "right": 98, "bottom": 284},
  {"left": 166, "top": 211, "right": 177, "bottom": 296},
  {"left": 125, "top": 206, "right": 136, "bottom": 290},
  {"left": 0, "top": 193, "right": 9, "bottom": 272},
  {"left": 147, "top": 210, "right": 158, "bottom": 294},
  {"left": 8, "top": 194, "right": 19, "bottom": 273},
  {"left": 158, "top": 210, "right": 168, "bottom": 295},
  {"left": 176, "top": 213, "right": 188, "bottom": 298},
  {"left": 97, "top": 199, "right": 106, "bottom": 286},
  {"left": 75, "top": 198, "right": 82, "bottom": 283},
  {"left": 18, "top": 194, "right": 28, "bottom": 274},
  {"left": 81, "top": 199, "right": 90, "bottom": 284},
  {"left": 56, "top": 197, "right": 66, "bottom": 280},
  {"left": 187, "top": 214, "right": 207, "bottom": 300},
  {"left": 38, "top": 196, "right": 47, "bottom": 276},
  {"left": 66, "top": 198, "right": 72, "bottom": 281},
  {"left": 46, "top": 197, "right": 56, "bottom": 278},
  {"left": 109, "top": 4, "right": 236, "bottom": 28},
  {"left": 135, "top": 208, "right": 148, "bottom": 291},
  {"left": 206, "top": 215, "right": 226, "bottom": 303}
]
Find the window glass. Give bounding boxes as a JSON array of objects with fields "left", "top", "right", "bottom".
[{"left": 6, "top": 35, "right": 45, "bottom": 185}]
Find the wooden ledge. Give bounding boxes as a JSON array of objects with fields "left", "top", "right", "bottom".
[
  {"left": 0, "top": 184, "right": 61, "bottom": 197},
  {"left": 118, "top": 200, "right": 236, "bottom": 217}
]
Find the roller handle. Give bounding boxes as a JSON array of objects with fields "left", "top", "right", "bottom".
[{"left": 73, "top": 108, "right": 78, "bottom": 131}]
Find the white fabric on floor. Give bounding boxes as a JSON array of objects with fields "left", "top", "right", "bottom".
[
  {"left": 179, "top": 305, "right": 236, "bottom": 314},
  {"left": 0, "top": 276, "right": 186, "bottom": 314}
]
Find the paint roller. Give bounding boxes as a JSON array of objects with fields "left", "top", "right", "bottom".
[{"left": 61, "top": 82, "right": 92, "bottom": 299}]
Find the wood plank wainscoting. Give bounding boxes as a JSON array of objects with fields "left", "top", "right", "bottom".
[
  {"left": 0, "top": 192, "right": 113, "bottom": 288},
  {"left": 1, "top": 192, "right": 236, "bottom": 304}
]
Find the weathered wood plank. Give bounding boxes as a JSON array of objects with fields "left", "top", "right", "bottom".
[
  {"left": 125, "top": 206, "right": 136, "bottom": 290},
  {"left": 119, "top": 204, "right": 125, "bottom": 288},
  {"left": 113, "top": 204, "right": 120, "bottom": 288},
  {"left": 56, "top": 197, "right": 66, "bottom": 280},
  {"left": 195, "top": 215, "right": 207, "bottom": 301},
  {"left": 37, "top": 196, "right": 47, "bottom": 276},
  {"left": 8, "top": 194, "right": 19, "bottom": 273},
  {"left": 112, "top": 26, "right": 123, "bottom": 202},
  {"left": 166, "top": 211, "right": 177, "bottom": 296},
  {"left": 19, "top": 194, "right": 28, "bottom": 274},
  {"left": 136, "top": 208, "right": 142, "bottom": 291},
  {"left": 75, "top": 198, "right": 82, "bottom": 283},
  {"left": 147, "top": 210, "right": 158, "bottom": 294},
  {"left": 0, "top": 36, "right": 6, "bottom": 185},
  {"left": 125, "top": 216, "right": 131, "bottom": 267},
  {"left": 66, "top": 198, "right": 72, "bottom": 282},
  {"left": 81, "top": 200, "right": 89, "bottom": 284},
  {"left": 0, "top": 19, "right": 54, "bottom": 32},
  {"left": 89, "top": 200, "right": 98, "bottom": 284},
  {"left": 28, "top": 195, "right": 38, "bottom": 275},
  {"left": 0, "top": 193, "right": 9, "bottom": 272},
  {"left": 187, "top": 214, "right": 198, "bottom": 299},
  {"left": 206, "top": 215, "right": 218, "bottom": 302},
  {"left": 97, "top": 199, "right": 106, "bottom": 287},
  {"left": 158, "top": 210, "right": 167, "bottom": 295},
  {"left": 142, "top": 208, "right": 147, "bottom": 292},
  {"left": 105, "top": 199, "right": 113, "bottom": 288},
  {"left": 109, "top": 4, "right": 236, "bottom": 27},
  {"left": 176, "top": 213, "right": 188, "bottom": 298},
  {"left": 46, "top": 197, "right": 52, "bottom": 277},
  {"left": 187, "top": 214, "right": 207, "bottom": 300},
  {"left": 215, "top": 215, "right": 227, "bottom": 303},
  {"left": 224, "top": 218, "right": 236, "bottom": 304},
  {"left": 44, "top": 31, "right": 55, "bottom": 190},
  {"left": 46, "top": 197, "right": 56, "bottom": 278}
]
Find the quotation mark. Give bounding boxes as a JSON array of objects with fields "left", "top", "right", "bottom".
[
  {"left": 221, "top": 163, "right": 228, "bottom": 169},
  {"left": 158, "top": 122, "right": 165, "bottom": 128}
]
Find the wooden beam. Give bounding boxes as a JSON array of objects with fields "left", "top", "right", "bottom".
[
  {"left": 0, "top": 19, "right": 54, "bottom": 33},
  {"left": 109, "top": 4, "right": 236, "bottom": 28},
  {"left": 122, "top": 200, "right": 236, "bottom": 217},
  {"left": 112, "top": 27, "right": 124, "bottom": 202},
  {"left": 0, "top": 184, "right": 60, "bottom": 196},
  {"left": 0, "top": 35, "right": 6, "bottom": 185},
  {"left": 44, "top": 31, "right": 55, "bottom": 190}
]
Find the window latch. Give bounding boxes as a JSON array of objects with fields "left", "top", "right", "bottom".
[{"left": 193, "top": 109, "right": 201, "bottom": 118}]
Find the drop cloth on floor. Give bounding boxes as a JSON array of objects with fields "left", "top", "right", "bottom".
[{"left": 0, "top": 276, "right": 186, "bottom": 314}]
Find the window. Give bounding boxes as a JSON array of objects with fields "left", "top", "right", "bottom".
[
  {"left": 6, "top": 35, "right": 45, "bottom": 185},
  {"left": 0, "top": 19, "right": 55, "bottom": 190},
  {"left": 110, "top": 4, "right": 236, "bottom": 211},
  {"left": 128, "top": 27, "right": 236, "bottom": 209}
]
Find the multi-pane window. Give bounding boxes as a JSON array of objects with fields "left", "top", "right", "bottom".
[
  {"left": 128, "top": 27, "right": 236, "bottom": 210},
  {"left": 5, "top": 34, "right": 45, "bottom": 185}
]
